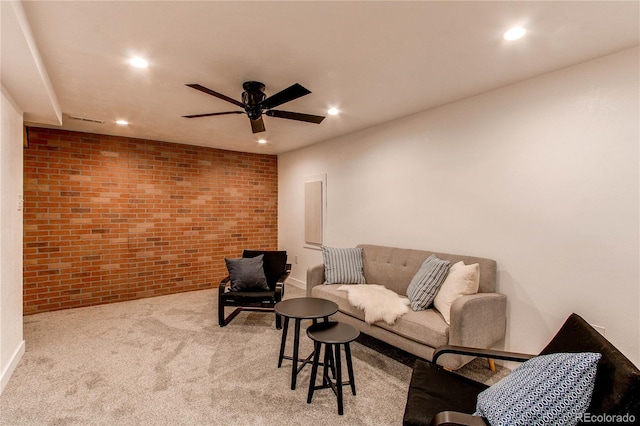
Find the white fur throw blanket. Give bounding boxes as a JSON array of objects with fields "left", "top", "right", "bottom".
[{"left": 338, "top": 284, "right": 410, "bottom": 325}]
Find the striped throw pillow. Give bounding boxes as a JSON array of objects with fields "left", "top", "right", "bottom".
[
  {"left": 406, "top": 254, "right": 450, "bottom": 311},
  {"left": 321, "top": 246, "right": 366, "bottom": 284}
]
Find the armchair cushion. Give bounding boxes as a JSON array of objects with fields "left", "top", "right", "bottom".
[
  {"left": 404, "top": 313, "right": 640, "bottom": 426},
  {"left": 475, "top": 352, "right": 601, "bottom": 426},
  {"left": 540, "top": 313, "right": 640, "bottom": 416},
  {"left": 242, "top": 250, "right": 287, "bottom": 290},
  {"left": 225, "top": 255, "right": 269, "bottom": 291},
  {"left": 404, "top": 359, "right": 488, "bottom": 426}
]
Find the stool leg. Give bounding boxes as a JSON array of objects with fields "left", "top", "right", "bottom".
[
  {"left": 344, "top": 342, "right": 356, "bottom": 395},
  {"left": 326, "top": 343, "right": 336, "bottom": 379},
  {"left": 291, "top": 319, "right": 301, "bottom": 390},
  {"left": 321, "top": 320, "right": 335, "bottom": 378},
  {"left": 277, "top": 317, "right": 289, "bottom": 368},
  {"left": 322, "top": 343, "right": 331, "bottom": 387},
  {"left": 335, "top": 343, "right": 344, "bottom": 415},
  {"left": 307, "top": 341, "right": 321, "bottom": 404}
]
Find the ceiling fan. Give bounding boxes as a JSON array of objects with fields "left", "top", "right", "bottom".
[{"left": 183, "top": 81, "right": 325, "bottom": 134}]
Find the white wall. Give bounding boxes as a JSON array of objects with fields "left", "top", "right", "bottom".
[
  {"left": 0, "top": 85, "right": 25, "bottom": 394},
  {"left": 279, "top": 47, "right": 639, "bottom": 366}
]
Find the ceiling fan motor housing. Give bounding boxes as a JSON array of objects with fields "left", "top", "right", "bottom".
[{"left": 242, "top": 81, "right": 267, "bottom": 119}]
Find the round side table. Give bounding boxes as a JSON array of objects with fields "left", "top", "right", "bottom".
[{"left": 274, "top": 297, "right": 338, "bottom": 390}]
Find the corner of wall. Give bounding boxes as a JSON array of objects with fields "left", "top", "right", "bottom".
[
  {"left": 0, "top": 87, "right": 25, "bottom": 395},
  {"left": 0, "top": 340, "right": 25, "bottom": 395}
]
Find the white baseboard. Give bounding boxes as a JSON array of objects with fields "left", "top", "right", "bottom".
[
  {"left": 285, "top": 277, "right": 306, "bottom": 291},
  {"left": 0, "top": 339, "right": 25, "bottom": 395}
]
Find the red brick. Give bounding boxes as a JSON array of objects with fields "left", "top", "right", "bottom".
[{"left": 23, "top": 127, "right": 278, "bottom": 314}]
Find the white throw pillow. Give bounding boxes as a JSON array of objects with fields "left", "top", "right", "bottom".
[{"left": 433, "top": 261, "right": 479, "bottom": 324}]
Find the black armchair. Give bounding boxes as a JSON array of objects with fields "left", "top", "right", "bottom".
[
  {"left": 218, "top": 250, "right": 291, "bottom": 329},
  {"left": 403, "top": 313, "right": 640, "bottom": 426}
]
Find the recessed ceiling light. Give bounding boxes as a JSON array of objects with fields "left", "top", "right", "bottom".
[
  {"left": 257, "top": 139, "right": 267, "bottom": 144},
  {"left": 116, "top": 120, "right": 129, "bottom": 126},
  {"left": 129, "top": 57, "right": 148, "bottom": 68},
  {"left": 327, "top": 107, "right": 340, "bottom": 116},
  {"left": 504, "top": 27, "right": 526, "bottom": 41}
]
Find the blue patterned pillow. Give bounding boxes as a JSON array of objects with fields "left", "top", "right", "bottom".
[
  {"left": 406, "top": 254, "right": 450, "bottom": 311},
  {"left": 475, "top": 352, "right": 601, "bottom": 426},
  {"left": 321, "top": 246, "right": 366, "bottom": 284}
]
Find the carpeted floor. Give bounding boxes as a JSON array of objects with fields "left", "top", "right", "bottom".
[{"left": 0, "top": 285, "right": 508, "bottom": 425}]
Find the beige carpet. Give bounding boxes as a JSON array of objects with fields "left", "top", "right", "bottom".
[{"left": 0, "top": 286, "right": 508, "bottom": 425}]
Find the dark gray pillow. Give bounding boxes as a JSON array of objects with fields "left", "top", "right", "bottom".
[{"left": 225, "top": 255, "right": 269, "bottom": 291}]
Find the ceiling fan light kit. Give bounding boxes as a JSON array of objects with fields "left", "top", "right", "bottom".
[{"left": 183, "top": 81, "right": 325, "bottom": 134}]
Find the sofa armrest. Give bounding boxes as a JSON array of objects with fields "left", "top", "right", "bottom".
[
  {"left": 306, "top": 263, "right": 325, "bottom": 297},
  {"left": 449, "top": 293, "right": 507, "bottom": 347},
  {"left": 441, "top": 293, "right": 506, "bottom": 369}
]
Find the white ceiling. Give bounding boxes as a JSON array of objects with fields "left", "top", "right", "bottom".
[{"left": 4, "top": 1, "right": 639, "bottom": 154}]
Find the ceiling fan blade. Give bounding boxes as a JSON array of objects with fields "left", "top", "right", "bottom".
[
  {"left": 182, "top": 111, "right": 244, "bottom": 118},
  {"left": 250, "top": 116, "right": 266, "bottom": 133},
  {"left": 185, "top": 84, "right": 245, "bottom": 108},
  {"left": 259, "top": 83, "right": 311, "bottom": 110},
  {"left": 266, "top": 109, "right": 325, "bottom": 124}
]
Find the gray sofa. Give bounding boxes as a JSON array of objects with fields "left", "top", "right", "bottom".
[{"left": 306, "top": 244, "right": 506, "bottom": 370}]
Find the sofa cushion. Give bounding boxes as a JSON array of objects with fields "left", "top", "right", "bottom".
[
  {"left": 321, "top": 246, "right": 366, "bottom": 284},
  {"left": 311, "top": 284, "right": 366, "bottom": 321},
  {"left": 311, "top": 284, "right": 449, "bottom": 349},
  {"left": 338, "top": 284, "right": 410, "bottom": 325},
  {"left": 377, "top": 308, "right": 449, "bottom": 349},
  {"left": 406, "top": 255, "right": 450, "bottom": 311},
  {"left": 358, "top": 244, "right": 498, "bottom": 294},
  {"left": 360, "top": 245, "right": 432, "bottom": 295}
]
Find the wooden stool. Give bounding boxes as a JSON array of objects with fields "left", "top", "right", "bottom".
[{"left": 306, "top": 321, "right": 359, "bottom": 415}]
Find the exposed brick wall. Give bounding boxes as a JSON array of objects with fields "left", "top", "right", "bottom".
[{"left": 23, "top": 127, "right": 278, "bottom": 314}]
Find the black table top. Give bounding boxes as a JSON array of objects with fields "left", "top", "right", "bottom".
[
  {"left": 275, "top": 297, "right": 338, "bottom": 319},
  {"left": 307, "top": 321, "right": 360, "bottom": 344}
]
